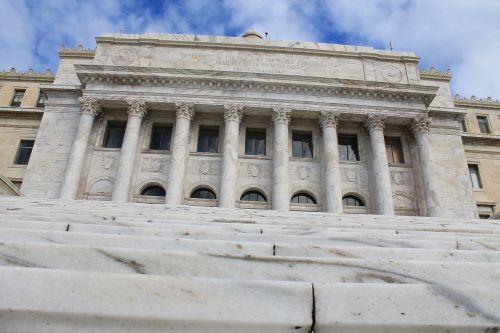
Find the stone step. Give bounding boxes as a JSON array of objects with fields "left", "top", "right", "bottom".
[
  {"left": 3, "top": 219, "right": 500, "bottom": 250},
  {"left": 2, "top": 241, "right": 500, "bottom": 287},
  {"left": 0, "top": 266, "right": 312, "bottom": 333},
  {"left": 3, "top": 228, "right": 500, "bottom": 262}
]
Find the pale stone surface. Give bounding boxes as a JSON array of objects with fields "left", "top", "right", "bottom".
[{"left": 272, "top": 107, "right": 291, "bottom": 211}]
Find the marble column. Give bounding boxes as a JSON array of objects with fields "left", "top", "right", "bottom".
[
  {"left": 112, "top": 100, "right": 148, "bottom": 203},
  {"left": 60, "top": 97, "right": 101, "bottom": 200},
  {"left": 411, "top": 116, "right": 441, "bottom": 217},
  {"left": 219, "top": 104, "right": 244, "bottom": 208},
  {"left": 165, "top": 102, "right": 195, "bottom": 205},
  {"left": 272, "top": 106, "right": 292, "bottom": 211},
  {"left": 364, "top": 115, "right": 394, "bottom": 215},
  {"left": 319, "top": 111, "right": 343, "bottom": 213}
]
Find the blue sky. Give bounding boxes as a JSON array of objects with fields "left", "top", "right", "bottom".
[{"left": 1, "top": 0, "right": 499, "bottom": 99}]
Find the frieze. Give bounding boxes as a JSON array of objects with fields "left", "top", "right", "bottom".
[
  {"left": 382, "top": 65, "right": 403, "bottom": 83},
  {"left": 111, "top": 46, "right": 138, "bottom": 66},
  {"left": 191, "top": 160, "right": 220, "bottom": 176},
  {"left": 141, "top": 156, "right": 169, "bottom": 173}
]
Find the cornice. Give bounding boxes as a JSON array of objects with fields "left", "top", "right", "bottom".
[
  {"left": 0, "top": 68, "right": 54, "bottom": 82},
  {"left": 454, "top": 94, "right": 500, "bottom": 109},
  {"left": 419, "top": 67, "right": 451, "bottom": 81},
  {"left": 59, "top": 44, "right": 95, "bottom": 58},
  {"left": 75, "top": 64, "right": 438, "bottom": 107},
  {"left": 461, "top": 133, "right": 500, "bottom": 146}
]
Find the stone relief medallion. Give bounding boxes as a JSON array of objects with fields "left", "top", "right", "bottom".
[
  {"left": 102, "top": 157, "right": 114, "bottom": 170},
  {"left": 391, "top": 171, "right": 411, "bottom": 186},
  {"left": 111, "top": 47, "right": 137, "bottom": 66},
  {"left": 247, "top": 164, "right": 260, "bottom": 177},
  {"left": 298, "top": 166, "right": 309, "bottom": 180},
  {"left": 382, "top": 65, "right": 403, "bottom": 83},
  {"left": 141, "top": 157, "right": 167, "bottom": 173},
  {"left": 199, "top": 161, "right": 211, "bottom": 175},
  {"left": 343, "top": 169, "right": 356, "bottom": 183}
]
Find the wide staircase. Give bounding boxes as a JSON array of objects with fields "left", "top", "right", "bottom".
[{"left": 0, "top": 196, "right": 499, "bottom": 332}]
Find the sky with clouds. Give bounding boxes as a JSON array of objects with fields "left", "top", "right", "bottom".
[{"left": 1, "top": 0, "right": 499, "bottom": 99}]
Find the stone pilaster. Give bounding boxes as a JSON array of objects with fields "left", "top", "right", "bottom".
[
  {"left": 165, "top": 102, "right": 195, "bottom": 205},
  {"left": 112, "top": 100, "right": 148, "bottom": 202},
  {"left": 60, "top": 97, "right": 102, "bottom": 200},
  {"left": 411, "top": 116, "right": 441, "bottom": 217},
  {"left": 364, "top": 114, "right": 394, "bottom": 215},
  {"left": 319, "top": 111, "right": 343, "bottom": 213},
  {"left": 219, "top": 104, "right": 244, "bottom": 208},
  {"left": 272, "top": 106, "right": 292, "bottom": 211}
]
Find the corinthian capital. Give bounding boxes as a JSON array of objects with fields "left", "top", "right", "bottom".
[
  {"left": 127, "top": 100, "right": 148, "bottom": 118},
  {"left": 411, "top": 116, "right": 431, "bottom": 134},
  {"left": 175, "top": 102, "right": 195, "bottom": 121},
  {"left": 364, "top": 114, "right": 386, "bottom": 131},
  {"left": 272, "top": 106, "right": 292, "bottom": 125},
  {"left": 79, "top": 97, "right": 102, "bottom": 117},
  {"left": 224, "top": 104, "right": 244, "bottom": 123},
  {"left": 319, "top": 111, "right": 340, "bottom": 129}
]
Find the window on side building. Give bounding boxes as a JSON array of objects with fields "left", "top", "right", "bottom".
[
  {"left": 150, "top": 124, "right": 172, "bottom": 150},
  {"left": 103, "top": 121, "right": 126, "bottom": 148},
  {"left": 338, "top": 135, "right": 359, "bottom": 161},
  {"left": 468, "top": 164, "right": 482, "bottom": 189},
  {"left": 197, "top": 127, "right": 219, "bottom": 153},
  {"left": 36, "top": 93, "right": 47, "bottom": 108},
  {"left": 11, "top": 89, "right": 25, "bottom": 107},
  {"left": 476, "top": 116, "right": 491, "bottom": 134},
  {"left": 385, "top": 137, "right": 404, "bottom": 164},
  {"left": 14, "top": 140, "right": 35, "bottom": 165},
  {"left": 292, "top": 132, "right": 313, "bottom": 158},
  {"left": 245, "top": 128, "right": 266, "bottom": 156}
]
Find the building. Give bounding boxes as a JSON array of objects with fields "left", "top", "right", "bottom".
[{"left": 1, "top": 31, "right": 500, "bottom": 332}]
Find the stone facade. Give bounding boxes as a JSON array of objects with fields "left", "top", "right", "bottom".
[{"left": 2, "top": 32, "right": 498, "bottom": 218}]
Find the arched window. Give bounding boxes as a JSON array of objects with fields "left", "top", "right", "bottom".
[
  {"left": 291, "top": 192, "right": 317, "bottom": 204},
  {"left": 240, "top": 190, "right": 267, "bottom": 202},
  {"left": 141, "top": 185, "right": 166, "bottom": 197},
  {"left": 191, "top": 188, "right": 216, "bottom": 199},
  {"left": 342, "top": 195, "right": 364, "bottom": 207}
]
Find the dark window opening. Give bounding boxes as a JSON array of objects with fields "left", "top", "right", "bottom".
[
  {"left": 191, "top": 188, "right": 216, "bottom": 199},
  {"left": 150, "top": 124, "right": 172, "bottom": 150},
  {"left": 291, "top": 193, "right": 317, "bottom": 204},
  {"left": 477, "top": 116, "right": 490, "bottom": 134},
  {"left": 14, "top": 140, "right": 35, "bottom": 165},
  {"left": 141, "top": 185, "right": 166, "bottom": 196},
  {"left": 11, "top": 89, "right": 25, "bottom": 107},
  {"left": 103, "top": 121, "right": 126, "bottom": 148},
  {"left": 36, "top": 93, "right": 47, "bottom": 108},
  {"left": 197, "top": 127, "right": 219, "bottom": 153},
  {"left": 245, "top": 129, "right": 266, "bottom": 155},
  {"left": 460, "top": 119, "right": 468, "bottom": 132},
  {"left": 338, "top": 135, "right": 359, "bottom": 161},
  {"left": 292, "top": 132, "right": 313, "bottom": 158},
  {"left": 385, "top": 137, "right": 404, "bottom": 164},
  {"left": 240, "top": 190, "right": 267, "bottom": 202},
  {"left": 468, "top": 164, "right": 482, "bottom": 189},
  {"left": 342, "top": 195, "right": 364, "bottom": 207}
]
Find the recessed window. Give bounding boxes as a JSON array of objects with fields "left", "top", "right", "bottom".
[
  {"left": 36, "top": 93, "right": 47, "bottom": 108},
  {"left": 291, "top": 193, "right": 317, "bottom": 204},
  {"left": 338, "top": 135, "right": 359, "bottom": 161},
  {"left": 476, "top": 116, "right": 490, "bottom": 134},
  {"left": 240, "top": 190, "right": 267, "bottom": 202},
  {"left": 468, "top": 164, "right": 482, "bottom": 189},
  {"left": 292, "top": 132, "right": 313, "bottom": 158},
  {"left": 14, "top": 140, "right": 35, "bottom": 165},
  {"left": 385, "top": 137, "right": 404, "bottom": 164},
  {"left": 197, "top": 127, "right": 219, "bottom": 153},
  {"left": 245, "top": 129, "right": 266, "bottom": 156},
  {"left": 141, "top": 185, "right": 166, "bottom": 196},
  {"left": 191, "top": 188, "right": 216, "bottom": 199},
  {"left": 150, "top": 124, "right": 172, "bottom": 150},
  {"left": 103, "top": 121, "right": 126, "bottom": 148},
  {"left": 11, "top": 89, "right": 25, "bottom": 107},
  {"left": 342, "top": 195, "right": 364, "bottom": 207}
]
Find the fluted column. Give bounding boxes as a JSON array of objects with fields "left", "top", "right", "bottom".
[
  {"left": 272, "top": 106, "right": 292, "bottom": 211},
  {"left": 219, "top": 104, "right": 244, "bottom": 208},
  {"left": 60, "top": 97, "right": 102, "bottom": 200},
  {"left": 364, "top": 115, "right": 394, "bottom": 215},
  {"left": 165, "top": 102, "right": 195, "bottom": 205},
  {"left": 319, "top": 111, "right": 343, "bottom": 213},
  {"left": 411, "top": 116, "right": 441, "bottom": 217},
  {"left": 112, "top": 100, "right": 148, "bottom": 202}
]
